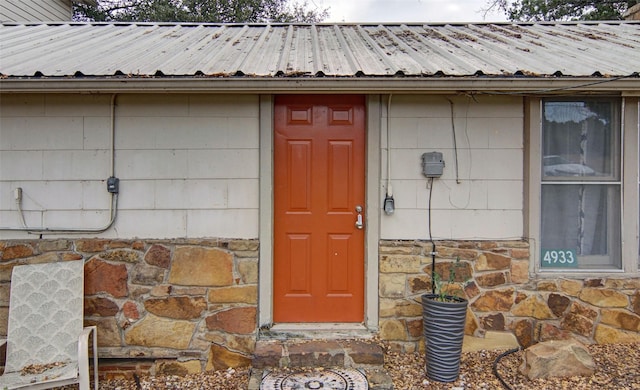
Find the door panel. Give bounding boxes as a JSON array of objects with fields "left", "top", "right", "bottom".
[{"left": 274, "top": 95, "right": 365, "bottom": 323}]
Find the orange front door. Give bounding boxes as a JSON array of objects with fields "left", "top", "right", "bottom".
[{"left": 273, "top": 95, "right": 365, "bottom": 323}]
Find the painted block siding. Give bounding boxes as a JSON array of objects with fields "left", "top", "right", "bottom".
[
  {"left": 378, "top": 240, "right": 640, "bottom": 353},
  {"left": 1, "top": 93, "right": 521, "bottom": 241},
  {"left": 0, "top": 0, "right": 73, "bottom": 22},
  {"left": 381, "top": 94, "right": 523, "bottom": 240},
  {"left": 0, "top": 94, "right": 260, "bottom": 239}
]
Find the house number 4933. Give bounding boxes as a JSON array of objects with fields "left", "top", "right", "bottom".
[{"left": 541, "top": 249, "right": 578, "bottom": 268}]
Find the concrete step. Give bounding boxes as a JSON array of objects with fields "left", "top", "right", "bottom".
[
  {"left": 251, "top": 339, "right": 393, "bottom": 389},
  {"left": 253, "top": 339, "right": 385, "bottom": 369}
]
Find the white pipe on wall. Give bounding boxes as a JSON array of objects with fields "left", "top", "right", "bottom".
[{"left": 0, "top": 94, "right": 119, "bottom": 234}]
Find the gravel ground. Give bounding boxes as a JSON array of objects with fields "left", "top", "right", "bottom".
[
  {"left": 57, "top": 342, "right": 638, "bottom": 389},
  {"left": 384, "top": 342, "right": 640, "bottom": 390},
  {"left": 95, "top": 367, "right": 251, "bottom": 390}
]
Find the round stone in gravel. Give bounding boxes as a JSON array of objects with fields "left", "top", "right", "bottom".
[{"left": 260, "top": 368, "right": 368, "bottom": 390}]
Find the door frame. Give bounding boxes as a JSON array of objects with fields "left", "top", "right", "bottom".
[{"left": 258, "top": 94, "right": 382, "bottom": 330}]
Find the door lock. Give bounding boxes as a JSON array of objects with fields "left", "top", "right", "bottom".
[{"left": 355, "top": 205, "right": 364, "bottom": 229}]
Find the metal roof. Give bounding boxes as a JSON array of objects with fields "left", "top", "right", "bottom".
[{"left": 1, "top": 21, "right": 639, "bottom": 79}]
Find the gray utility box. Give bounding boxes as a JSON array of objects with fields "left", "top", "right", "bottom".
[{"left": 421, "top": 152, "right": 445, "bottom": 178}]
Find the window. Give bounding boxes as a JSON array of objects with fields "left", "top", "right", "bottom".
[{"left": 540, "top": 98, "right": 622, "bottom": 270}]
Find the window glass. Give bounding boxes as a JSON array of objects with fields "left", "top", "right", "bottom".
[
  {"left": 543, "top": 101, "right": 617, "bottom": 179},
  {"left": 541, "top": 99, "right": 621, "bottom": 270}
]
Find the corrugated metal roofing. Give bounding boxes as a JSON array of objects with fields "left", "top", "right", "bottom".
[{"left": 1, "top": 21, "right": 639, "bottom": 79}]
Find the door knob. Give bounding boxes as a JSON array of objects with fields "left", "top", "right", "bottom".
[{"left": 355, "top": 205, "right": 364, "bottom": 229}]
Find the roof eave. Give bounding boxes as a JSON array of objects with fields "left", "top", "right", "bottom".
[
  {"left": 73, "top": 0, "right": 98, "bottom": 6},
  {"left": 1, "top": 77, "right": 639, "bottom": 95}
]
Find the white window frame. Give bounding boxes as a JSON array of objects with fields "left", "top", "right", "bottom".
[{"left": 526, "top": 96, "right": 640, "bottom": 277}]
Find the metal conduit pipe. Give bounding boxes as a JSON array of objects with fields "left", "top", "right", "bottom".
[{"left": 0, "top": 94, "right": 119, "bottom": 234}]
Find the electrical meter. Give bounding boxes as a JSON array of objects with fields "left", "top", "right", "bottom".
[{"left": 421, "top": 152, "right": 445, "bottom": 178}]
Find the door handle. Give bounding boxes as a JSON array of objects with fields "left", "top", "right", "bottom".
[{"left": 355, "top": 205, "right": 364, "bottom": 230}]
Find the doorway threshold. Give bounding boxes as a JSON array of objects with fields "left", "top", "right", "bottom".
[{"left": 260, "top": 323, "right": 374, "bottom": 340}]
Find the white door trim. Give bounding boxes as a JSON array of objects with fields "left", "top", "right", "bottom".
[
  {"left": 258, "top": 94, "right": 381, "bottom": 330},
  {"left": 258, "top": 94, "right": 274, "bottom": 327}
]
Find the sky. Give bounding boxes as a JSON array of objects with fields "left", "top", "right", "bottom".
[{"left": 314, "top": 0, "right": 509, "bottom": 23}]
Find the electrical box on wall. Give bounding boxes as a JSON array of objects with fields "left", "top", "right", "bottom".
[
  {"left": 107, "top": 176, "right": 120, "bottom": 193},
  {"left": 421, "top": 152, "right": 445, "bottom": 178}
]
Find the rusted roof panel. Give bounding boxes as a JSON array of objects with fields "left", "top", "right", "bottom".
[{"left": 0, "top": 21, "right": 639, "bottom": 78}]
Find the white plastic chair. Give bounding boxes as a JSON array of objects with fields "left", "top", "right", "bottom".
[{"left": 0, "top": 260, "right": 98, "bottom": 390}]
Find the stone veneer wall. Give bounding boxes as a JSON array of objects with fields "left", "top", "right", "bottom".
[
  {"left": 379, "top": 240, "right": 640, "bottom": 352},
  {"left": 2, "top": 238, "right": 639, "bottom": 376},
  {"left": 0, "top": 238, "right": 258, "bottom": 377}
]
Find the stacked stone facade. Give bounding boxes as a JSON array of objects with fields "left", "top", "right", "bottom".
[
  {"left": 379, "top": 240, "right": 640, "bottom": 352},
  {"left": 1, "top": 238, "right": 639, "bottom": 376},
  {"left": 0, "top": 238, "right": 258, "bottom": 376}
]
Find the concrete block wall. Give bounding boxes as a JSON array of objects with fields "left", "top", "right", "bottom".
[
  {"left": 381, "top": 94, "right": 524, "bottom": 240},
  {"left": 0, "top": 94, "right": 260, "bottom": 239},
  {"left": 2, "top": 93, "right": 523, "bottom": 242}
]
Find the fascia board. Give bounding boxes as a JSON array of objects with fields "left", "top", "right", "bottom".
[{"left": 0, "top": 77, "right": 639, "bottom": 95}]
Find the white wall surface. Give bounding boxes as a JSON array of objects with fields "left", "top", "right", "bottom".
[
  {"left": 0, "top": 0, "right": 72, "bottom": 22},
  {"left": 380, "top": 95, "right": 524, "bottom": 240},
  {"left": 1, "top": 92, "right": 523, "bottom": 241},
  {"left": 0, "top": 94, "right": 260, "bottom": 239}
]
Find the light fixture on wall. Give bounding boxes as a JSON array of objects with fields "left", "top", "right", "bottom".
[{"left": 383, "top": 191, "right": 395, "bottom": 215}]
